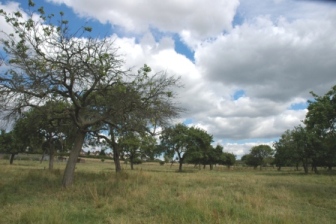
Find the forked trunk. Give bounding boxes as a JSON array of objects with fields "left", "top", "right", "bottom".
[{"left": 62, "top": 130, "right": 86, "bottom": 188}]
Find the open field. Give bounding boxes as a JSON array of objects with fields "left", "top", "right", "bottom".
[{"left": 0, "top": 158, "right": 336, "bottom": 224}]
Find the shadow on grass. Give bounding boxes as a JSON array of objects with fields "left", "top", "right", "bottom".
[{"left": 255, "top": 169, "right": 336, "bottom": 177}]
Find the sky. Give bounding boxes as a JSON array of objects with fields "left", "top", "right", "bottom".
[{"left": 1, "top": 0, "right": 336, "bottom": 157}]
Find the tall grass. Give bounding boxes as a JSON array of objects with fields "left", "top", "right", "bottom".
[{"left": 0, "top": 159, "right": 335, "bottom": 223}]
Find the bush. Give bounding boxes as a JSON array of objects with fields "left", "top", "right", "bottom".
[{"left": 159, "top": 161, "right": 165, "bottom": 166}]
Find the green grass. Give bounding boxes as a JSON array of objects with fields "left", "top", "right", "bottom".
[{"left": 1, "top": 159, "right": 336, "bottom": 224}]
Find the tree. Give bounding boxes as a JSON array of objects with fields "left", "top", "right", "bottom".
[
  {"left": 242, "top": 145, "right": 274, "bottom": 170},
  {"left": 94, "top": 66, "right": 180, "bottom": 172},
  {"left": 160, "top": 124, "right": 212, "bottom": 172},
  {"left": 304, "top": 85, "right": 336, "bottom": 170},
  {"left": 0, "top": 3, "right": 181, "bottom": 187},
  {"left": 13, "top": 101, "right": 75, "bottom": 170},
  {"left": 119, "top": 132, "right": 142, "bottom": 170},
  {"left": 160, "top": 123, "right": 190, "bottom": 172},
  {"left": 221, "top": 152, "right": 236, "bottom": 169},
  {"left": 273, "top": 130, "right": 298, "bottom": 171},
  {"left": 0, "top": 130, "right": 20, "bottom": 164}
]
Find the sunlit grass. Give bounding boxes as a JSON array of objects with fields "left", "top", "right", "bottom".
[{"left": 0, "top": 158, "right": 336, "bottom": 223}]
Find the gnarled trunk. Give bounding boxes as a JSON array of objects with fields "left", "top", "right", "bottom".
[{"left": 62, "top": 130, "right": 86, "bottom": 188}]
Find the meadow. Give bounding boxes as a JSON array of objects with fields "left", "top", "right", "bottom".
[{"left": 0, "top": 157, "right": 336, "bottom": 224}]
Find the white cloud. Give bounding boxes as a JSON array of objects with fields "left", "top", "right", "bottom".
[
  {"left": 47, "top": 0, "right": 240, "bottom": 47},
  {"left": 195, "top": 12, "right": 336, "bottom": 102},
  {"left": 2, "top": 0, "right": 336, "bottom": 157}
]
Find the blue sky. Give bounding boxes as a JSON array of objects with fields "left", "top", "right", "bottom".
[{"left": 1, "top": 0, "right": 336, "bottom": 157}]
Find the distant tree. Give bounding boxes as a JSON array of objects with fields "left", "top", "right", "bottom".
[
  {"left": 13, "top": 101, "right": 75, "bottom": 170},
  {"left": 291, "top": 125, "right": 317, "bottom": 174},
  {"left": 119, "top": 132, "right": 142, "bottom": 170},
  {"left": 187, "top": 126, "right": 213, "bottom": 169},
  {"left": 160, "top": 124, "right": 213, "bottom": 172},
  {"left": 221, "top": 152, "right": 236, "bottom": 169},
  {"left": 242, "top": 145, "right": 274, "bottom": 170},
  {"left": 160, "top": 123, "right": 190, "bottom": 172},
  {"left": 0, "top": 130, "right": 20, "bottom": 164}
]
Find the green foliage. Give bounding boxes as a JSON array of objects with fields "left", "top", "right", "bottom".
[
  {"left": 160, "top": 123, "right": 213, "bottom": 171},
  {"left": 242, "top": 145, "right": 273, "bottom": 169},
  {"left": 274, "top": 85, "right": 336, "bottom": 173}
]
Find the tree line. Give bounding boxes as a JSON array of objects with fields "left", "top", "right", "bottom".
[
  {"left": 239, "top": 85, "right": 336, "bottom": 173},
  {"left": 273, "top": 86, "right": 336, "bottom": 173}
]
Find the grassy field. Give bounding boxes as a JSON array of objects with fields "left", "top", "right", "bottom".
[{"left": 0, "top": 158, "right": 336, "bottom": 224}]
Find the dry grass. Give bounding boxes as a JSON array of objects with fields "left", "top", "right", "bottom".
[{"left": 0, "top": 159, "right": 336, "bottom": 223}]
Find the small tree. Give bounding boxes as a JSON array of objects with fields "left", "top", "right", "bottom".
[{"left": 243, "top": 145, "right": 274, "bottom": 170}]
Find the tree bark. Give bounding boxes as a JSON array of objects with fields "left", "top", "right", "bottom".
[
  {"left": 112, "top": 143, "right": 122, "bottom": 172},
  {"left": 9, "top": 153, "right": 16, "bottom": 164},
  {"left": 130, "top": 156, "right": 134, "bottom": 170},
  {"left": 62, "top": 130, "right": 86, "bottom": 188},
  {"left": 49, "top": 144, "right": 54, "bottom": 171},
  {"left": 178, "top": 161, "right": 183, "bottom": 172}
]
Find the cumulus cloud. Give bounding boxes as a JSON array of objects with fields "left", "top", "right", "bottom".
[
  {"left": 47, "top": 0, "right": 240, "bottom": 47},
  {"left": 2, "top": 0, "right": 336, "bottom": 157},
  {"left": 195, "top": 13, "right": 336, "bottom": 102}
]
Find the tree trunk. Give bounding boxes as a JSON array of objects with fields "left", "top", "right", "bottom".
[
  {"left": 9, "top": 153, "right": 16, "bottom": 164},
  {"left": 303, "top": 163, "right": 308, "bottom": 174},
  {"left": 40, "top": 149, "right": 46, "bottom": 163},
  {"left": 49, "top": 145, "right": 54, "bottom": 171},
  {"left": 313, "top": 165, "right": 318, "bottom": 174},
  {"left": 112, "top": 143, "right": 122, "bottom": 172},
  {"left": 62, "top": 130, "right": 86, "bottom": 188},
  {"left": 130, "top": 156, "right": 134, "bottom": 170},
  {"left": 178, "top": 161, "right": 183, "bottom": 172},
  {"left": 210, "top": 164, "right": 213, "bottom": 170}
]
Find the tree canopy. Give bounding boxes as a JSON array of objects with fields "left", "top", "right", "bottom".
[{"left": 0, "top": 2, "right": 181, "bottom": 187}]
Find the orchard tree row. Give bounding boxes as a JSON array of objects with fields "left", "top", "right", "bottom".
[{"left": 273, "top": 85, "right": 336, "bottom": 173}]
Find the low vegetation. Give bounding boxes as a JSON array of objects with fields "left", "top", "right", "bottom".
[{"left": 1, "top": 158, "right": 335, "bottom": 224}]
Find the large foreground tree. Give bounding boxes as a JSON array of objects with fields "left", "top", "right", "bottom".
[{"left": 0, "top": 2, "right": 181, "bottom": 187}]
